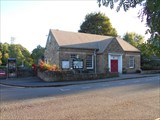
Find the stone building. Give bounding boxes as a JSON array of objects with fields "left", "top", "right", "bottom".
[{"left": 44, "top": 29, "right": 141, "bottom": 73}]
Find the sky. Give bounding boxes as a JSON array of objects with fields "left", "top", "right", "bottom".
[{"left": 0, "top": 0, "right": 149, "bottom": 52}]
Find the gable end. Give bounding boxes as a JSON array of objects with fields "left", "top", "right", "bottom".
[{"left": 104, "top": 38, "right": 124, "bottom": 53}]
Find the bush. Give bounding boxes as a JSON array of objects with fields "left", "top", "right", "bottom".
[
  {"left": 136, "top": 69, "right": 141, "bottom": 73},
  {"left": 141, "top": 64, "right": 160, "bottom": 70},
  {"left": 141, "top": 59, "right": 160, "bottom": 70},
  {"left": 38, "top": 60, "right": 60, "bottom": 72},
  {"left": 122, "top": 68, "right": 127, "bottom": 74}
]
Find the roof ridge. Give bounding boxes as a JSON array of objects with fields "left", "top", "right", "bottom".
[
  {"left": 51, "top": 29, "right": 113, "bottom": 38},
  {"left": 50, "top": 29, "right": 140, "bottom": 52}
]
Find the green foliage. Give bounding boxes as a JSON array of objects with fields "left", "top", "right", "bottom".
[
  {"left": 138, "top": 43, "right": 160, "bottom": 70},
  {"left": 0, "top": 43, "right": 33, "bottom": 67},
  {"left": 138, "top": 43, "right": 151, "bottom": 59},
  {"left": 79, "top": 12, "right": 117, "bottom": 36},
  {"left": 31, "top": 45, "right": 45, "bottom": 64},
  {"left": 138, "top": 43, "right": 160, "bottom": 59},
  {"left": 123, "top": 32, "right": 144, "bottom": 47},
  {"left": 141, "top": 62, "right": 160, "bottom": 70},
  {"left": 98, "top": 0, "right": 160, "bottom": 47},
  {"left": 139, "top": 0, "right": 160, "bottom": 39},
  {"left": 98, "top": 0, "right": 144, "bottom": 11},
  {"left": 122, "top": 32, "right": 160, "bottom": 68}
]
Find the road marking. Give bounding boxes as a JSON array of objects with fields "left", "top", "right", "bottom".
[
  {"left": 81, "top": 86, "right": 91, "bottom": 89},
  {"left": 60, "top": 88, "right": 70, "bottom": 91}
]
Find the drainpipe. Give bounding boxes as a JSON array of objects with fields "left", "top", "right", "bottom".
[{"left": 94, "top": 49, "right": 97, "bottom": 74}]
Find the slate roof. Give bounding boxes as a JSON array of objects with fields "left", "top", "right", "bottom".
[
  {"left": 50, "top": 29, "right": 140, "bottom": 53},
  {"left": 116, "top": 37, "right": 140, "bottom": 52}
]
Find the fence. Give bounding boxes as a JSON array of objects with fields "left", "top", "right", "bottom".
[{"left": 0, "top": 66, "right": 34, "bottom": 79}]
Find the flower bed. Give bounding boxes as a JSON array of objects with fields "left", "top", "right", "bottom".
[{"left": 38, "top": 60, "right": 60, "bottom": 72}]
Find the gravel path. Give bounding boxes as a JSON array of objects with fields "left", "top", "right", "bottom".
[{"left": 1, "top": 85, "right": 159, "bottom": 120}]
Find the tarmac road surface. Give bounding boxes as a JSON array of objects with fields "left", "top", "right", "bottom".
[{"left": 0, "top": 76, "right": 160, "bottom": 119}]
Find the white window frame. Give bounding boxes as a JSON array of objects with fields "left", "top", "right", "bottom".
[
  {"left": 129, "top": 56, "right": 135, "bottom": 68},
  {"left": 86, "top": 55, "right": 93, "bottom": 69}
]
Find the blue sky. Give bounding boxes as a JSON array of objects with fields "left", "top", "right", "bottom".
[{"left": 1, "top": 0, "right": 149, "bottom": 52}]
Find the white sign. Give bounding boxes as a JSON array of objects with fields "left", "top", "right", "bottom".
[
  {"left": 62, "top": 61, "right": 69, "bottom": 69},
  {"left": 73, "top": 60, "right": 83, "bottom": 69}
]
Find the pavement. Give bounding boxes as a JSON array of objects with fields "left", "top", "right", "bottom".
[{"left": 0, "top": 73, "right": 159, "bottom": 88}]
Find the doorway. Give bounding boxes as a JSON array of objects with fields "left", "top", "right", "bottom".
[{"left": 111, "top": 60, "right": 118, "bottom": 73}]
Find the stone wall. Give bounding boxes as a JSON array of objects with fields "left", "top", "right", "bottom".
[
  {"left": 44, "top": 32, "right": 60, "bottom": 65},
  {"left": 59, "top": 48, "right": 95, "bottom": 71},
  {"left": 123, "top": 52, "right": 141, "bottom": 73},
  {"left": 37, "top": 70, "right": 119, "bottom": 82},
  {"left": 97, "top": 38, "right": 124, "bottom": 73},
  {"left": 105, "top": 38, "right": 124, "bottom": 53},
  {"left": 97, "top": 54, "right": 108, "bottom": 73}
]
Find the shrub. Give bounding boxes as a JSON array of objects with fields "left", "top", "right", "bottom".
[
  {"left": 38, "top": 60, "right": 60, "bottom": 72},
  {"left": 136, "top": 69, "right": 141, "bottom": 73},
  {"left": 141, "top": 64, "right": 160, "bottom": 70},
  {"left": 122, "top": 68, "right": 127, "bottom": 74}
]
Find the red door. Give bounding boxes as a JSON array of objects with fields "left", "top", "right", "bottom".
[{"left": 111, "top": 60, "right": 118, "bottom": 73}]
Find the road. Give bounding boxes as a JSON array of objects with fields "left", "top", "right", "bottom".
[
  {"left": 0, "top": 76, "right": 159, "bottom": 102},
  {"left": 0, "top": 76, "right": 160, "bottom": 119}
]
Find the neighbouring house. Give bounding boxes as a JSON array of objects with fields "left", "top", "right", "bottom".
[{"left": 44, "top": 29, "right": 141, "bottom": 74}]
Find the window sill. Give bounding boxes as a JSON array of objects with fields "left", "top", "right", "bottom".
[
  {"left": 129, "top": 67, "right": 134, "bottom": 69},
  {"left": 86, "top": 67, "right": 93, "bottom": 69}
]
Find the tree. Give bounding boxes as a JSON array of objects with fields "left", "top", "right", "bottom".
[
  {"left": 31, "top": 45, "right": 45, "bottom": 64},
  {"left": 97, "top": 0, "right": 143, "bottom": 11},
  {"left": 139, "top": 0, "right": 160, "bottom": 48},
  {"left": 123, "top": 32, "right": 144, "bottom": 47},
  {"left": 0, "top": 43, "right": 9, "bottom": 65},
  {"left": 79, "top": 12, "right": 117, "bottom": 36},
  {"left": 0, "top": 43, "right": 33, "bottom": 67},
  {"left": 97, "top": 0, "right": 160, "bottom": 45}
]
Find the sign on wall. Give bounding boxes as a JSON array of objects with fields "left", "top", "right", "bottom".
[
  {"left": 62, "top": 61, "right": 70, "bottom": 69},
  {"left": 73, "top": 60, "right": 83, "bottom": 69}
]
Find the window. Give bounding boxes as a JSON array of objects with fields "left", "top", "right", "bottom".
[
  {"left": 62, "top": 61, "right": 70, "bottom": 69},
  {"left": 48, "top": 35, "right": 51, "bottom": 43},
  {"left": 86, "top": 55, "right": 93, "bottom": 69},
  {"left": 129, "top": 56, "right": 134, "bottom": 68}
]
